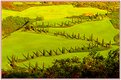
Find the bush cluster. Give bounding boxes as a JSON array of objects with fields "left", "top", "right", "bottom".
[
  {"left": 2, "top": 49, "right": 119, "bottom": 78},
  {"left": 2, "top": 16, "right": 30, "bottom": 37}
]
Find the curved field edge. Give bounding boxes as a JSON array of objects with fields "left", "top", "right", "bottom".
[
  {"left": 2, "top": 19, "right": 118, "bottom": 70},
  {"left": 2, "top": 5, "right": 108, "bottom": 20},
  {"left": 2, "top": 31, "right": 90, "bottom": 70},
  {"left": 2, "top": 6, "right": 118, "bottom": 70},
  {"left": 49, "top": 19, "right": 119, "bottom": 43},
  {"left": 4, "top": 46, "right": 119, "bottom": 70}
]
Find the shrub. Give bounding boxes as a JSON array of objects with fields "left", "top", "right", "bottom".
[
  {"left": 53, "top": 49, "right": 59, "bottom": 55},
  {"left": 30, "top": 54, "right": 35, "bottom": 59},
  {"left": 3, "top": 49, "right": 119, "bottom": 78},
  {"left": 62, "top": 47, "right": 66, "bottom": 54},
  {"left": 105, "top": 49, "right": 119, "bottom": 78},
  {"left": 47, "top": 50, "right": 53, "bottom": 56},
  {"left": 33, "top": 51, "right": 40, "bottom": 57},
  {"left": 77, "top": 33, "right": 81, "bottom": 39},
  {"left": 7, "top": 55, "right": 17, "bottom": 68},
  {"left": 23, "top": 53, "right": 30, "bottom": 60},
  {"left": 42, "top": 50, "right": 46, "bottom": 56}
]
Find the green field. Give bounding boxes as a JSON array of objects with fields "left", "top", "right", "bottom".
[
  {"left": 49, "top": 19, "right": 119, "bottom": 43},
  {"left": 2, "top": 20, "right": 119, "bottom": 70},
  {"left": 16, "top": 45, "right": 118, "bottom": 69},
  {"left": 2, "top": 5, "right": 107, "bottom": 20},
  {"left": 2, "top": 5, "right": 119, "bottom": 70},
  {"left": 2, "top": 31, "right": 91, "bottom": 70}
]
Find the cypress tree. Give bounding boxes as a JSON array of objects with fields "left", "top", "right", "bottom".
[
  {"left": 72, "top": 33, "right": 74, "bottom": 38},
  {"left": 27, "top": 53, "right": 30, "bottom": 60},
  {"left": 62, "top": 47, "right": 66, "bottom": 54},
  {"left": 31, "top": 54, "right": 35, "bottom": 59},
  {"left": 53, "top": 49, "right": 58, "bottom": 55},
  {"left": 69, "top": 48, "right": 73, "bottom": 53},
  {"left": 43, "top": 50, "right": 45, "bottom": 56},
  {"left": 77, "top": 33, "right": 80, "bottom": 39},
  {"left": 49, "top": 50, "right": 52, "bottom": 56},
  {"left": 83, "top": 34, "right": 85, "bottom": 40},
  {"left": 90, "top": 34, "right": 93, "bottom": 41},
  {"left": 34, "top": 62, "right": 38, "bottom": 72},
  {"left": 28, "top": 62, "right": 31, "bottom": 73},
  {"left": 102, "top": 39, "right": 104, "bottom": 46},
  {"left": 34, "top": 51, "right": 39, "bottom": 57}
]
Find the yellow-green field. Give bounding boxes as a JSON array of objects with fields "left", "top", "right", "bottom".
[
  {"left": 2, "top": 5, "right": 119, "bottom": 70},
  {"left": 2, "top": 5, "right": 107, "bottom": 20}
]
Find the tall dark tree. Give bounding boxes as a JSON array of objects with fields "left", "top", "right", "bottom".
[
  {"left": 90, "top": 34, "right": 93, "bottom": 41},
  {"left": 102, "top": 39, "right": 104, "bottom": 46}
]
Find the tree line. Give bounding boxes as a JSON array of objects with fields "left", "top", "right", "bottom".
[
  {"left": 2, "top": 48, "right": 119, "bottom": 78},
  {"left": 2, "top": 16, "right": 30, "bottom": 38}
]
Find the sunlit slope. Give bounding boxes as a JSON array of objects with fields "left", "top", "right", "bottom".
[
  {"left": 16, "top": 45, "right": 119, "bottom": 70},
  {"left": 2, "top": 5, "right": 107, "bottom": 20},
  {"left": 2, "top": 19, "right": 119, "bottom": 70},
  {"left": 2, "top": 9, "right": 20, "bottom": 19},
  {"left": 2, "top": 31, "right": 90, "bottom": 70},
  {"left": 49, "top": 19, "right": 119, "bottom": 43},
  {"left": 17, "top": 52, "right": 89, "bottom": 69}
]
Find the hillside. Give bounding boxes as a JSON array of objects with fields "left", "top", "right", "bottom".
[
  {"left": 2, "top": 5, "right": 107, "bottom": 20},
  {"left": 2, "top": 2, "right": 119, "bottom": 78},
  {"left": 2, "top": 19, "right": 118, "bottom": 70}
]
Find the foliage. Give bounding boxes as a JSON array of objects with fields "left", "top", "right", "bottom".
[
  {"left": 2, "top": 2, "right": 14, "bottom": 10},
  {"left": 2, "top": 2, "right": 119, "bottom": 12},
  {"left": 108, "top": 12, "right": 119, "bottom": 29},
  {"left": 72, "top": 2, "right": 119, "bottom": 12},
  {"left": 33, "top": 13, "right": 107, "bottom": 28},
  {"left": 2, "top": 16, "right": 30, "bottom": 36},
  {"left": 2, "top": 49, "right": 119, "bottom": 78},
  {"left": 2, "top": 2, "right": 119, "bottom": 76}
]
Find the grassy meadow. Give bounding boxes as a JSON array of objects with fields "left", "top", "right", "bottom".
[
  {"left": 2, "top": 5, "right": 108, "bottom": 20},
  {"left": 2, "top": 2, "right": 120, "bottom": 78}
]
